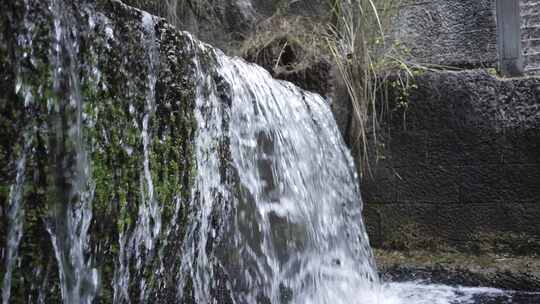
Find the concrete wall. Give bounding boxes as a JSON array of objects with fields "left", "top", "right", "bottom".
[
  {"left": 397, "top": 0, "right": 540, "bottom": 75},
  {"left": 360, "top": 70, "right": 540, "bottom": 253},
  {"left": 359, "top": 1, "right": 540, "bottom": 252},
  {"left": 395, "top": 0, "right": 498, "bottom": 68}
]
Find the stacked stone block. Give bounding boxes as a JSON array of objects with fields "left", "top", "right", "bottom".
[{"left": 522, "top": 0, "right": 540, "bottom": 73}]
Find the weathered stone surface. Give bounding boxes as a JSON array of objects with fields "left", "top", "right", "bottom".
[
  {"left": 522, "top": 0, "right": 540, "bottom": 74},
  {"left": 329, "top": 72, "right": 354, "bottom": 141},
  {"left": 395, "top": 0, "right": 498, "bottom": 68},
  {"left": 387, "top": 70, "right": 540, "bottom": 131},
  {"left": 359, "top": 70, "right": 540, "bottom": 253},
  {"left": 121, "top": 0, "right": 257, "bottom": 52},
  {"left": 123, "top": 0, "right": 540, "bottom": 77}
]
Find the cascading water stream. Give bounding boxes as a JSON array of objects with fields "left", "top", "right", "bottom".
[
  {"left": 137, "top": 12, "right": 161, "bottom": 260},
  {"left": 45, "top": 0, "right": 98, "bottom": 303},
  {"left": 173, "top": 34, "right": 380, "bottom": 302},
  {"left": 173, "top": 41, "right": 523, "bottom": 303},
  {"left": 216, "top": 53, "right": 379, "bottom": 304},
  {"left": 1, "top": 140, "right": 30, "bottom": 304},
  {"left": 173, "top": 34, "right": 232, "bottom": 303}
]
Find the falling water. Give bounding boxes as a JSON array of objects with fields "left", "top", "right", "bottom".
[
  {"left": 138, "top": 11, "right": 161, "bottom": 266},
  {"left": 174, "top": 34, "right": 378, "bottom": 302},
  {"left": 1, "top": 141, "right": 29, "bottom": 304},
  {"left": 45, "top": 0, "right": 98, "bottom": 302},
  {"left": 216, "top": 54, "right": 379, "bottom": 303},
  {"left": 172, "top": 43, "right": 518, "bottom": 304},
  {"left": 171, "top": 34, "right": 227, "bottom": 303}
]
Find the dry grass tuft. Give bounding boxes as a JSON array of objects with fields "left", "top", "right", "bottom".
[
  {"left": 326, "top": 0, "right": 416, "bottom": 176},
  {"left": 240, "top": 15, "right": 330, "bottom": 74}
]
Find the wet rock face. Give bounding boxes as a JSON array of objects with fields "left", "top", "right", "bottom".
[
  {"left": 0, "top": 0, "right": 222, "bottom": 301},
  {"left": 121, "top": 0, "right": 256, "bottom": 52},
  {"left": 359, "top": 70, "right": 540, "bottom": 254}
]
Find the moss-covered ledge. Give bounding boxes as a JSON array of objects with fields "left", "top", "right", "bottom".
[{"left": 376, "top": 249, "right": 540, "bottom": 292}]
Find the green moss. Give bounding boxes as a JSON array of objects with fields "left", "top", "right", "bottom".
[{"left": 375, "top": 248, "right": 540, "bottom": 285}]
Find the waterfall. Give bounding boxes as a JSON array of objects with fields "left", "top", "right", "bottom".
[
  {"left": 3, "top": 1, "right": 379, "bottom": 302},
  {"left": 216, "top": 53, "right": 379, "bottom": 303},
  {"left": 173, "top": 34, "right": 379, "bottom": 302}
]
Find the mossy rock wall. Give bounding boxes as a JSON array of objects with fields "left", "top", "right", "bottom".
[{"left": 0, "top": 0, "right": 226, "bottom": 302}]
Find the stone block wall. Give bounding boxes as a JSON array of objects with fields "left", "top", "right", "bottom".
[
  {"left": 395, "top": 0, "right": 498, "bottom": 68},
  {"left": 396, "top": 0, "right": 540, "bottom": 75},
  {"left": 360, "top": 70, "right": 540, "bottom": 253},
  {"left": 522, "top": 0, "right": 540, "bottom": 73}
]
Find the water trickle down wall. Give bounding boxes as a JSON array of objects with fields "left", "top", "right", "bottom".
[
  {"left": 46, "top": 0, "right": 100, "bottom": 302},
  {"left": 112, "top": 11, "right": 163, "bottom": 304},
  {"left": 1, "top": 0, "right": 379, "bottom": 303}
]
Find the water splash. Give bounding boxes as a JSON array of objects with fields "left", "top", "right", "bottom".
[{"left": 375, "top": 282, "right": 510, "bottom": 304}]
